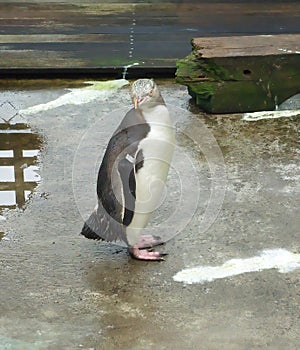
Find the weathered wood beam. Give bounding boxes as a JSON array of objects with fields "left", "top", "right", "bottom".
[
  {"left": 1, "top": 2, "right": 300, "bottom": 77},
  {"left": 176, "top": 34, "right": 300, "bottom": 114}
]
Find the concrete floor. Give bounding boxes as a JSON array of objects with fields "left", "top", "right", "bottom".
[{"left": 0, "top": 80, "right": 300, "bottom": 349}]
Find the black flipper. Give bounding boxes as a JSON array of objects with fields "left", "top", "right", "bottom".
[
  {"left": 118, "top": 157, "right": 136, "bottom": 226},
  {"left": 81, "top": 108, "right": 150, "bottom": 245}
]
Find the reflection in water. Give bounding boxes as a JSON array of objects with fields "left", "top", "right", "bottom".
[{"left": 0, "top": 123, "right": 42, "bottom": 218}]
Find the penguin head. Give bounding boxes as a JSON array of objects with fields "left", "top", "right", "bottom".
[{"left": 131, "top": 79, "right": 162, "bottom": 110}]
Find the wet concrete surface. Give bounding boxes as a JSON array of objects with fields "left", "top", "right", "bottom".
[{"left": 0, "top": 79, "right": 300, "bottom": 349}]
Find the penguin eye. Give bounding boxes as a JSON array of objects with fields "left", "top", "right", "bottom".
[{"left": 149, "top": 89, "right": 154, "bottom": 96}]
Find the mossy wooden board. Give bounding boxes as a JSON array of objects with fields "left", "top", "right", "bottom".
[{"left": 176, "top": 34, "right": 300, "bottom": 113}]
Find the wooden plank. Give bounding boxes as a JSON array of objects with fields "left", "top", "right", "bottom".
[
  {"left": 193, "top": 35, "right": 300, "bottom": 58},
  {"left": 0, "top": 34, "right": 127, "bottom": 43},
  {"left": 0, "top": 1, "right": 299, "bottom": 75}
]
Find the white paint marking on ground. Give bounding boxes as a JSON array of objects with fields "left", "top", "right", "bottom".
[
  {"left": 173, "top": 249, "right": 300, "bottom": 284},
  {"left": 242, "top": 109, "right": 300, "bottom": 121},
  {"left": 19, "top": 79, "right": 129, "bottom": 116}
]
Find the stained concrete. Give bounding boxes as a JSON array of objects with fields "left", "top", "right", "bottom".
[{"left": 0, "top": 80, "right": 300, "bottom": 349}]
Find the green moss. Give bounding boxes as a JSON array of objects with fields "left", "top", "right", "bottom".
[
  {"left": 189, "top": 82, "right": 217, "bottom": 100},
  {"left": 200, "top": 59, "right": 231, "bottom": 81},
  {"left": 176, "top": 48, "right": 300, "bottom": 113},
  {"left": 176, "top": 51, "right": 199, "bottom": 83},
  {"left": 187, "top": 82, "right": 218, "bottom": 112},
  {"left": 176, "top": 50, "right": 231, "bottom": 85}
]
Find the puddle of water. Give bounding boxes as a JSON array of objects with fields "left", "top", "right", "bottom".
[
  {"left": 1, "top": 79, "right": 127, "bottom": 221},
  {"left": 0, "top": 123, "right": 42, "bottom": 218}
]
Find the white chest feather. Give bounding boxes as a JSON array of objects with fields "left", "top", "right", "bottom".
[
  {"left": 137, "top": 105, "right": 175, "bottom": 182},
  {"left": 125, "top": 104, "right": 175, "bottom": 245},
  {"left": 139, "top": 105, "right": 175, "bottom": 160}
]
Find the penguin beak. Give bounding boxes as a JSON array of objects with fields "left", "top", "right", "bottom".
[{"left": 134, "top": 98, "right": 138, "bottom": 109}]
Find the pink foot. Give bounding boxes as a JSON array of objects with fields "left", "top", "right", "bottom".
[
  {"left": 136, "top": 234, "right": 164, "bottom": 249},
  {"left": 128, "top": 247, "right": 167, "bottom": 261}
]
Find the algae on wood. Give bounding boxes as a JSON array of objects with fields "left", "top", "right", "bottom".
[{"left": 176, "top": 35, "right": 300, "bottom": 114}]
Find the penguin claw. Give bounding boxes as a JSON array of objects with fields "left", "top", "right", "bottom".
[{"left": 128, "top": 247, "right": 166, "bottom": 261}]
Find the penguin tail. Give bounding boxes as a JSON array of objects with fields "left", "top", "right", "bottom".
[
  {"left": 80, "top": 221, "right": 103, "bottom": 240},
  {"left": 80, "top": 206, "right": 126, "bottom": 243}
]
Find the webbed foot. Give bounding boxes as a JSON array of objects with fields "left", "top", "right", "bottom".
[{"left": 128, "top": 247, "right": 167, "bottom": 261}]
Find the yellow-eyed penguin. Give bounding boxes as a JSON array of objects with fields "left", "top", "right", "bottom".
[{"left": 81, "top": 79, "right": 175, "bottom": 260}]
